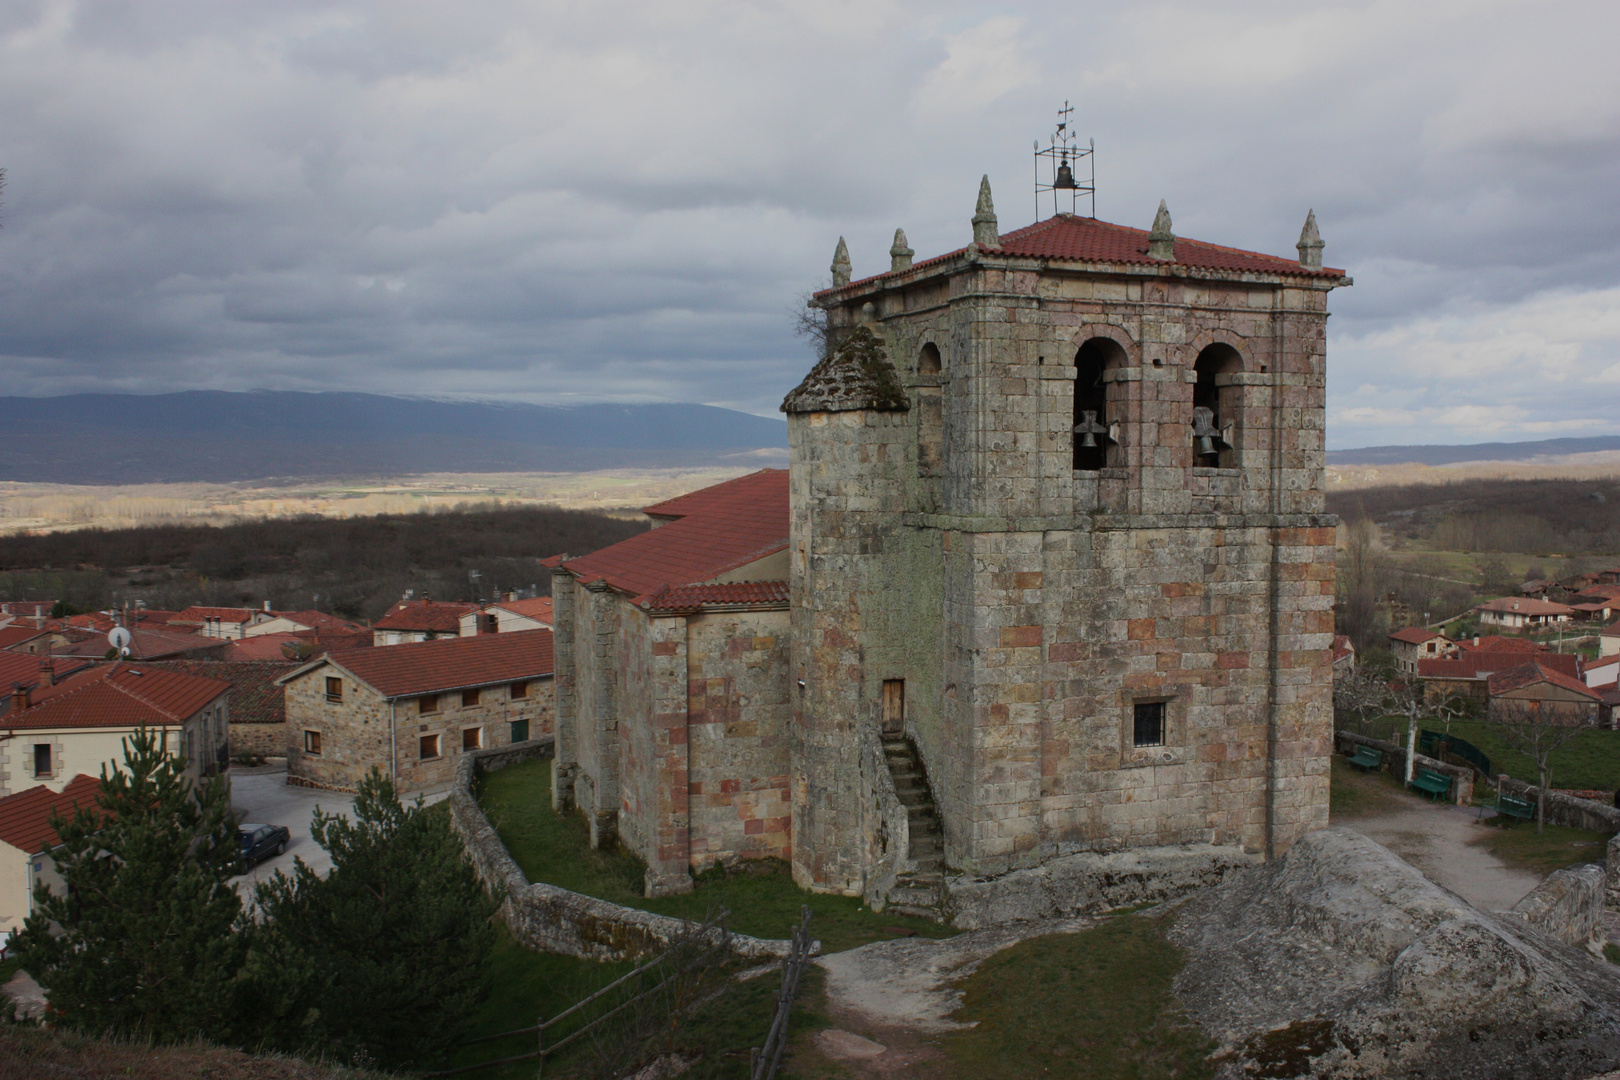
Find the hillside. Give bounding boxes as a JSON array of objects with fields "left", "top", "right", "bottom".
[
  {"left": 0, "top": 392, "right": 788, "bottom": 484},
  {"left": 1325, "top": 476, "right": 1620, "bottom": 554},
  {"left": 1327, "top": 435, "right": 1620, "bottom": 467}
]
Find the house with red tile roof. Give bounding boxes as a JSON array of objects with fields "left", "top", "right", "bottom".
[
  {"left": 459, "top": 596, "right": 554, "bottom": 636},
  {"left": 1331, "top": 635, "right": 1355, "bottom": 671},
  {"left": 244, "top": 609, "right": 368, "bottom": 639},
  {"left": 1418, "top": 649, "right": 1580, "bottom": 703},
  {"left": 1486, "top": 661, "right": 1602, "bottom": 726},
  {"left": 1474, "top": 596, "right": 1574, "bottom": 631},
  {"left": 1387, "top": 627, "right": 1454, "bottom": 674},
  {"left": 278, "top": 629, "right": 554, "bottom": 794},
  {"left": 53, "top": 626, "right": 229, "bottom": 662},
  {"left": 143, "top": 659, "right": 298, "bottom": 761},
  {"left": 550, "top": 469, "right": 791, "bottom": 893},
  {"left": 0, "top": 602, "right": 56, "bottom": 623},
  {"left": 372, "top": 599, "right": 481, "bottom": 646},
  {"left": 0, "top": 663, "right": 230, "bottom": 797},
  {"left": 0, "top": 774, "right": 101, "bottom": 947},
  {"left": 169, "top": 605, "right": 275, "bottom": 640},
  {"left": 0, "top": 654, "right": 94, "bottom": 719}
]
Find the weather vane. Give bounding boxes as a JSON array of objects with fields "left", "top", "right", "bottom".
[{"left": 1034, "top": 100, "right": 1095, "bottom": 220}]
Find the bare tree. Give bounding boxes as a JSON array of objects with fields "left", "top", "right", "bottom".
[
  {"left": 1338, "top": 503, "right": 1380, "bottom": 652},
  {"left": 789, "top": 285, "right": 830, "bottom": 361},
  {"left": 1333, "top": 667, "right": 1388, "bottom": 737},
  {"left": 1481, "top": 699, "right": 1598, "bottom": 833}
]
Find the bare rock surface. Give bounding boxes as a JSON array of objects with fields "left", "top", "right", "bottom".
[
  {"left": 1170, "top": 827, "right": 1620, "bottom": 1079},
  {"left": 815, "top": 916, "right": 1097, "bottom": 1033}
]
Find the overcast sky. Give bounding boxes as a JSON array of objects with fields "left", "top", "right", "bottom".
[{"left": 1, "top": 1, "right": 1617, "bottom": 449}]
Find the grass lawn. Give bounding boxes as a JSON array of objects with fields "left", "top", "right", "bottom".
[
  {"left": 1328, "top": 755, "right": 1414, "bottom": 820},
  {"left": 1472, "top": 821, "right": 1612, "bottom": 875},
  {"left": 1357, "top": 716, "right": 1620, "bottom": 793},
  {"left": 476, "top": 759, "right": 955, "bottom": 953},
  {"left": 938, "top": 913, "right": 1215, "bottom": 1080}
]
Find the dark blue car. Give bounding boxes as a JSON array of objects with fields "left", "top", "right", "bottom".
[{"left": 237, "top": 822, "right": 290, "bottom": 870}]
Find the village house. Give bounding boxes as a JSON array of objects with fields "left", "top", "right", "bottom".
[
  {"left": 280, "top": 628, "right": 554, "bottom": 793},
  {"left": 1417, "top": 646, "right": 1578, "bottom": 704},
  {"left": 0, "top": 602, "right": 55, "bottom": 623},
  {"left": 1604, "top": 620, "right": 1620, "bottom": 657},
  {"left": 245, "top": 609, "right": 368, "bottom": 638},
  {"left": 54, "top": 626, "right": 229, "bottom": 662},
  {"left": 145, "top": 659, "right": 297, "bottom": 760},
  {"left": 1387, "top": 627, "right": 1454, "bottom": 674},
  {"left": 0, "top": 663, "right": 231, "bottom": 797},
  {"left": 1331, "top": 635, "right": 1356, "bottom": 671},
  {"left": 460, "top": 596, "right": 554, "bottom": 636},
  {"left": 0, "top": 655, "right": 93, "bottom": 720},
  {"left": 1567, "top": 584, "right": 1620, "bottom": 623},
  {"left": 371, "top": 599, "right": 481, "bottom": 645},
  {"left": 550, "top": 470, "right": 792, "bottom": 894},
  {"left": 0, "top": 774, "right": 100, "bottom": 953},
  {"left": 553, "top": 180, "right": 1345, "bottom": 906},
  {"left": 1474, "top": 596, "right": 1574, "bottom": 631},
  {"left": 170, "top": 605, "right": 275, "bottom": 640},
  {"left": 1486, "top": 661, "right": 1602, "bottom": 727},
  {"left": 1585, "top": 654, "right": 1619, "bottom": 690}
]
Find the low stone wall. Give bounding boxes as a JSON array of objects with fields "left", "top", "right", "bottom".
[
  {"left": 449, "top": 741, "right": 810, "bottom": 962},
  {"left": 1504, "top": 863, "right": 1605, "bottom": 946},
  {"left": 946, "top": 843, "right": 1261, "bottom": 930},
  {"left": 1336, "top": 730, "right": 1473, "bottom": 806},
  {"left": 1498, "top": 777, "right": 1620, "bottom": 833},
  {"left": 229, "top": 721, "right": 287, "bottom": 760}
]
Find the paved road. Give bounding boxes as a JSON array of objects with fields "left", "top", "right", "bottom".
[{"left": 230, "top": 764, "right": 355, "bottom": 894}]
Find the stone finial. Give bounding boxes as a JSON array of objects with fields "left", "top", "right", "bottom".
[
  {"left": 889, "top": 228, "right": 914, "bottom": 273},
  {"left": 1147, "top": 199, "right": 1175, "bottom": 261},
  {"left": 781, "top": 325, "right": 910, "bottom": 415},
  {"left": 831, "top": 236, "right": 852, "bottom": 287},
  {"left": 971, "top": 175, "right": 999, "bottom": 248},
  {"left": 1297, "top": 209, "right": 1324, "bottom": 269}
]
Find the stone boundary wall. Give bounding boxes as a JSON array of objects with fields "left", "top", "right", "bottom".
[
  {"left": 448, "top": 740, "right": 811, "bottom": 962},
  {"left": 1498, "top": 777, "right": 1620, "bottom": 834},
  {"left": 946, "top": 843, "right": 1261, "bottom": 929},
  {"left": 1336, "top": 730, "right": 1472, "bottom": 806},
  {"left": 1503, "top": 863, "right": 1605, "bottom": 946}
]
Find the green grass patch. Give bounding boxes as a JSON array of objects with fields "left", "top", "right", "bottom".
[
  {"left": 1358, "top": 717, "right": 1620, "bottom": 793},
  {"left": 1473, "top": 821, "right": 1611, "bottom": 876},
  {"left": 1328, "top": 755, "right": 1414, "bottom": 820},
  {"left": 939, "top": 913, "right": 1214, "bottom": 1079},
  {"left": 476, "top": 759, "right": 954, "bottom": 953}
]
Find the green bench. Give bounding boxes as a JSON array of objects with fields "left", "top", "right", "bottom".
[
  {"left": 1483, "top": 794, "right": 1536, "bottom": 825},
  {"left": 1347, "top": 745, "right": 1383, "bottom": 772},
  {"left": 1408, "top": 768, "right": 1453, "bottom": 802}
]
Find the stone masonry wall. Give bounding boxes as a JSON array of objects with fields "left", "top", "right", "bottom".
[
  {"left": 1504, "top": 863, "right": 1605, "bottom": 946},
  {"left": 285, "top": 668, "right": 553, "bottom": 793}
]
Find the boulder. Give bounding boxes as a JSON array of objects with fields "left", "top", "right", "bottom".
[{"left": 1169, "top": 827, "right": 1620, "bottom": 1079}]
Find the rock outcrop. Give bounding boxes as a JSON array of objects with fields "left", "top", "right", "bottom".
[{"left": 1170, "top": 827, "right": 1620, "bottom": 1079}]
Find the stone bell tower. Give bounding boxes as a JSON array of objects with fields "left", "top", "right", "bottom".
[{"left": 784, "top": 176, "right": 1349, "bottom": 900}]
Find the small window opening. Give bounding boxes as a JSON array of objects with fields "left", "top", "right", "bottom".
[
  {"left": 1193, "top": 343, "right": 1242, "bottom": 468},
  {"left": 325, "top": 676, "right": 342, "bottom": 702},
  {"left": 462, "top": 727, "right": 482, "bottom": 751},
  {"left": 1133, "top": 702, "right": 1166, "bottom": 748},
  {"left": 480, "top": 613, "right": 498, "bottom": 634},
  {"left": 419, "top": 734, "right": 441, "bottom": 760},
  {"left": 510, "top": 718, "right": 530, "bottom": 743},
  {"left": 916, "top": 343, "right": 944, "bottom": 477},
  {"left": 1073, "top": 337, "right": 1126, "bottom": 470},
  {"left": 462, "top": 687, "right": 480, "bottom": 707},
  {"left": 918, "top": 342, "right": 941, "bottom": 375},
  {"left": 510, "top": 680, "right": 528, "bottom": 700},
  {"left": 33, "top": 743, "right": 51, "bottom": 778},
  {"left": 303, "top": 730, "right": 322, "bottom": 755},
  {"left": 419, "top": 693, "right": 439, "bottom": 715}
]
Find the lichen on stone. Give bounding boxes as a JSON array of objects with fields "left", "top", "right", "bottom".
[{"left": 781, "top": 325, "right": 910, "bottom": 414}]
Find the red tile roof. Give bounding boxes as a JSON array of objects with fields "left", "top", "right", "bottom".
[
  {"left": 67, "top": 610, "right": 182, "bottom": 633},
  {"left": 1476, "top": 596, "right": 1575, "bottom": 616},
  {"left": 564, "top": 470, "right": 788, "bottom": 599},
  {"left": 822, "top": 213, "right": 1346, "bottom": 296},
  {"left": 491, "top": 597, "right": 553, "bottom": 623},
  {"left": 172, "top": 606, "right": 258, "bottom": 625},
  {"left": 640, "top": 581, "right": 791, "bottom": 612},
  {"left": 1457, "top": 635, "right": 1544, "bottom": 653},
  {"left": 268, "top": 610, "right": 368, "bottom": 634},
  {"left": 1331, "top": 635, "right": 1354, "bottom": 663},
  {"left": 3, "top": 663, "right": 229, "bottom": 731},
  {"left": 0, "top": 653, "right": 93, "bottom": 701},
  {"left": 1488, "top": 661, "right": 1600, "bottom": 700},
  {"left": 297, "top": 628, "right": 554, "bottom": 699},
  {"left": 0, "top": 775, "right": 102, "bottom": 855},
  {"left": 373, "top": 600, "right": 481, "bottom": 633},
  {"left": 1419, "top": 650, "right": 1579, "bottom": 681},
  {"left": 1389, "top": 627, "right": 1447, "bottom": 645},
  {"left": 0, "top": 602, "right": 55, "bottom": 619},
  {"left": 0, "top": 624, "right": 51, "bottom": 651},
  {"left": 54, "top": 627, "right": 227, "bottom": 661},
  {"left": 142, "top": 660, "right": 294, "bottom": 726},
  {"left": 223, "top": 633, "right": 311, "bottom": 662}
]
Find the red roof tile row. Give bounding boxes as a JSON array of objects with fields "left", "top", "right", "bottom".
[
  {"left": 373, "top": 600, "right": 481, "bottom": 633},
  {"left": 1476, "top": 597, "right": 1575, "bottom": 616},
  {"left": 1418, "top": 651, "right": 1579, "bottom": 682},
  {"left": 142, "top": 660, "right": 295, "bottom": 726},
  {"left": 1389, "top": 627, "right": 1447, "bottom": 645},
  {"left": 562, "top": 470, "right": 788, "bottom": 600},
  {"left": 172, "top": 606, "right": 259, "bottom": 625},
  {"left": 302, "top": 628, "right": 554, "bottom": 699},
  {"left": 640, "top": 581, "right": 791, "bottom": 612},
  {"left": 490, "top": 597, "right": 553, "bottom": 622},
  {"left": 1456, "top": 635, "right": 1544, "bottom": 653},
  {"left": 3, "top": 663, "right": 229, "bottom": 732},
  {"left": 1488, "top": 661, "right": 1601, "bottom": 701},
  {"left": 0, "top": 775, "right": 102, "bottom": 855}
]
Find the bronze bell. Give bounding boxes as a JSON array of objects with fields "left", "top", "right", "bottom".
[
  {"left": 1055, "top": 160, "right": 1077, "bottom": 190},
  {"left": 1081, "top": 430, "right": 1097, "bottom": 448},
  {"left": 1197, "top": 434, "right": 1216, "bottom": 457}
]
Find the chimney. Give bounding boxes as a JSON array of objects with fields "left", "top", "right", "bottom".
[
  {"left": 11, "top": 682, "right": 30, "bottom": 713},
  {"left": 39, "top": 658, "right": 54, "bottom": 687},
  {"left": 264, "top": 600, "right": 272, "bottom": 612}
]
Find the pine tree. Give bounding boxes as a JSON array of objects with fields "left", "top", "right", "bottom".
[
  {"left": 241, "top": 769, "right": 498, "bottom": 1069},
  {"left": 16, "top": 727, "right": 244, "bottom": 1041}
]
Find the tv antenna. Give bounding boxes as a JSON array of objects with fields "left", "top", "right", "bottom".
[{"left": 1034, "top": 100, "right": 1095, "bottom": 220}]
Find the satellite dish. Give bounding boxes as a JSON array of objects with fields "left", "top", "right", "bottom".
[{"left": 108, "top": 627, "right": 132, "bottom": 651}]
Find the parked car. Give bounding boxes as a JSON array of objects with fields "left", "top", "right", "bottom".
[{"left": 237, "top": 822, "right": 291, "bottom": 870}]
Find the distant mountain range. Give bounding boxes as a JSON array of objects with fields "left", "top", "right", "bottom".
[
  {"left": 0, "top": 391, "right": 788, "bottom": 484},
  {"left": 1327, "top": 435, "right": 1620, "bottom": 467}
]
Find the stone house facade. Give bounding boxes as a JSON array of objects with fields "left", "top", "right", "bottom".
[
  {"left": 1389, "top": 627, "right": 1456, "bottom": 675},
  {"left": 1487, "top": 662, "right": 1602, "bottom": 727},
  {"left": 281, "top": 628, "right": 554, "bottom": 793},
  {"left": 552, "top": 177, "right": 1345, "bottom": 905}
]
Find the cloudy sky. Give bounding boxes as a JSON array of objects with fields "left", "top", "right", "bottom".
[{"left": 1, "top": 0, "right": 1617, "bottom": 449}]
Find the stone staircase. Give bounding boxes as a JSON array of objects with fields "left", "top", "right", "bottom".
[{"left": 881, "top": 732, "right": 950, "bottom": 920}]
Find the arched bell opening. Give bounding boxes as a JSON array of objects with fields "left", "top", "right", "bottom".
[
  {"left": 1192, "top": 343, "right": 1243, "bottom": 468},
  {"left": 917, "top": 343, "right": 945, "bottom": 476},
  {"left": 1073, "top": 337, "right": 1126, "bottom": 471}
]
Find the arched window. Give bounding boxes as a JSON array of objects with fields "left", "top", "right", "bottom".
[
  {"left": 1073, "top": 338, "right": 1126, "bottom": 470},
  {"left": 1192, "top": 344, "right": 1242, "bottom": 468},
  {"left": 917, "top": 343, "right": 944, "bottom": 476}
]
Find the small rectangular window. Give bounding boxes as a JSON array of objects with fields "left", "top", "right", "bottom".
[
  {"left": 462, "top": 687, "right": 480, "bottom": 708},
  {"left": 462, "top": 727, "right": 482, "bottom": 751},
  {"left": 1133, "top": 702, "right": 1166, "bottom": 748},
  {"left": 419, "top": 734, "right": 441, "bottom": 760},
  {"left": 510, "top": 719, "right": 529, "bottom": 743},
  {"left": 510, "top": 680, "right": 528, "bottom": 700},
  {"left": 419, "top": 694, "right": 439, "bottom": 715},
  {"left": 325, "top": 676, "right": 343, "bottom": 702},
  {"left": 33, "top": 743, "right": 51, "bottom": 778},
  {"left": 304, "top": 730, "right": 322, "bottom": 755}
]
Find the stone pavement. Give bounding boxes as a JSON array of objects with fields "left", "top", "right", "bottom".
[{"left": 1338, "top": 798, "right": 1544, "bottom": 913}]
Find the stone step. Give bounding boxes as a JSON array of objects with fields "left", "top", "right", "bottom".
[
  {"left": 897, "top": 870, "right": 943, "bottom": 886},
  {"left": 887, "top": 885, "right": 942, "bottom": 906},
  {"left": 886, "top": 903, "right": 945, "bottom": 921}
]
